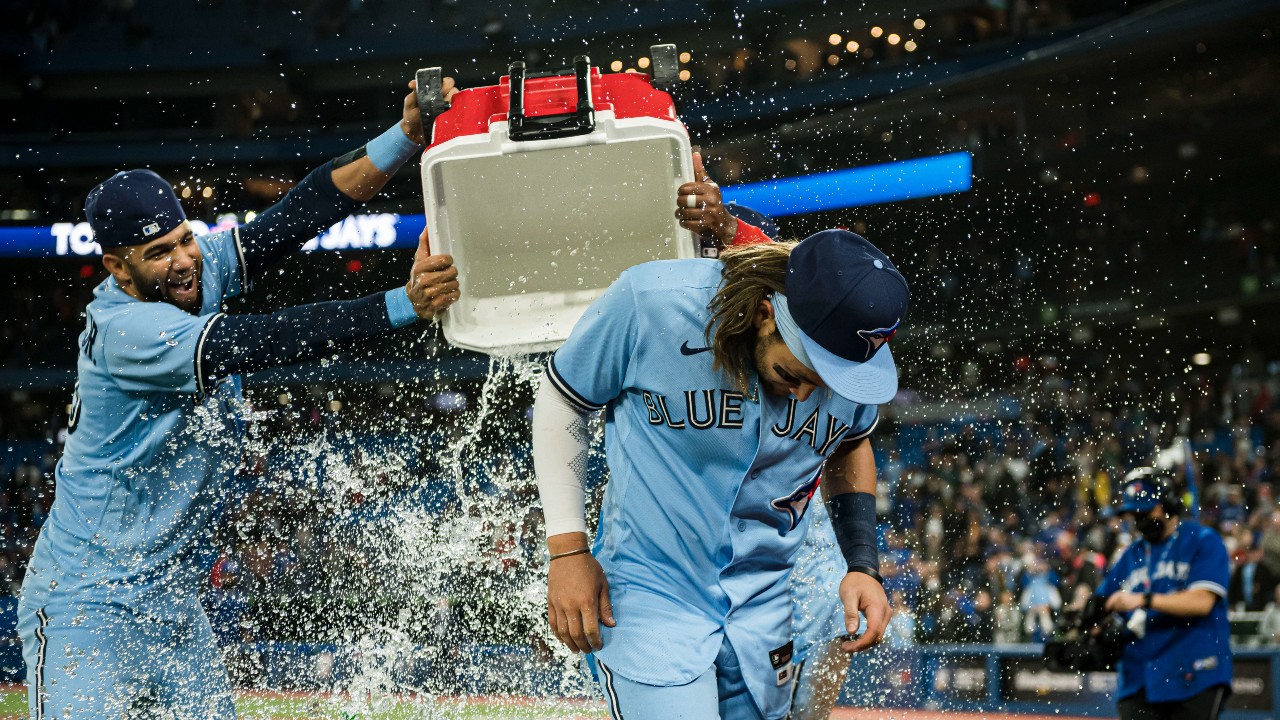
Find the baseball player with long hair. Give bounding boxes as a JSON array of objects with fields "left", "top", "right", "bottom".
[
  {"left": 691, "top": 185, "right": 868, "bottom": 720},
  {"left": 533, "top": 228, "right": 908, "bottom": 719},
  {"left": 18, "top": 78, "right": 460, "bottom": 717}
]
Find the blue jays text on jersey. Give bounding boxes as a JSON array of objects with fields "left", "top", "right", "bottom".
[
  {"left": 1096, "top": 519, "right": 1232, "bottom": 703},
  {"left": 546, "top": 259, "right": 878, "bottom": 720},
  {"left": 640, "top": 390, "right": 856, "bottom": 459}
]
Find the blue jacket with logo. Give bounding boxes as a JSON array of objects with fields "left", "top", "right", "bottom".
[{"left": 1097, "top": 520, "right": 1232, "bottom": 701}]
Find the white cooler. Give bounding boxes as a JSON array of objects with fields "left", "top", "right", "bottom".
[{"left": 417, "top": 54, "right": 695, "bottom": 355}]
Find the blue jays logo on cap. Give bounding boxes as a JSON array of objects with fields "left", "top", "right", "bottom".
[
  {"left": 856, "top": 319, "right": 901, "bottom": 360},
  {"left": 1117, "top": 471, "right": 1165, "bottom": 514},
  {"left": 783, "top": 229, "right": 910, "bottom": 405}
]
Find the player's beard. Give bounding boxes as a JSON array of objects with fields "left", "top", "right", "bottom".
[
  {"left": 753, "top": 331, "right": 788, "bottom": 396},
  {"left": 129, "top": 260, "right": 203, "bottom": 315}
]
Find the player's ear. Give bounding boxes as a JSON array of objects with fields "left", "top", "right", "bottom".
[
  {"left": 753, "top": 297, "right": 776, "bottom": 332},
  {"left": 101, "top": 249, "right": 133, "bottom": 288}
]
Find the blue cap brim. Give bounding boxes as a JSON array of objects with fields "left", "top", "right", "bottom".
[{"left": 798, "top": 329, "right": 898, "bottom": 405}]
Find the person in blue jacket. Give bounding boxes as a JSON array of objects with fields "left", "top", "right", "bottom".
[{"left": 1098, "top": 467, "right": 1233, "bottom": 720}]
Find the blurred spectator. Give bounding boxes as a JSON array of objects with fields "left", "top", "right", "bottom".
[
  {"left": 884, "top": 590, "right": 917, "bottom": 648},
  {"left": 1019, "top": 558, "right": 1061, "bottom": 643},
  {"left": 1230, "top": 545, "right": 1277, "bottom": 612},
  {"left": 993, "top": 589, "right": 1022, "bottom": 645},
  {"left": 1260, "top": 585, "right": 1280, "bottom": 644}
]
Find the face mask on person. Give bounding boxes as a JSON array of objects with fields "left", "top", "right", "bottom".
[{"left": 1133, "top": 511, "right": 1167, "bottom": 543}]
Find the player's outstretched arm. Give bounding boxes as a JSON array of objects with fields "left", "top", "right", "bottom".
[
  {"left": 197, "top": 230, "right": 456, "bottom": 391},
  {"left": 823, "top": 438, "right": 891, "bottom": 653},
  {"left": 533, "top": 378, "right": 616, "bottom": 653},
  {"left": 329, "top": 77, "right": 459, "bottom": 201},
  {"left": 235, "top": 77, "right": 458, "bottom": 287}
]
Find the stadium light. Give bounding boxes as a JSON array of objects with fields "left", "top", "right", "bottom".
[
  {"left": 719, "top": 151, "right": 973, "bottom": 217},
  {"left": 914, "top": 18, "right": 926, "bottom": 29},
  {"left": 871, "top": 26, "right": 884, "bottom": 38},
  {"left": 829, "top": 34, "right": 842, "bottom": 45}
]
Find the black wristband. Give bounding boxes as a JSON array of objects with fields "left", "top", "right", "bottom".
[
  {"left": 1144, "top": 591, "right": 1154, "bottom": 610},
  {"left": 826, "top": 491, "right": 879, "bottom": 574},
  {"left": 332, "top": 145, "right": 369, "bottom": 169},
  {"left": 849, "top": 566, "right": 884, "bottom": 585}
]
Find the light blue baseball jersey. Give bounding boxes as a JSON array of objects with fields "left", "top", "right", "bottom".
[
  {"left": 1096, "top": 519, "right": 1232, "bottom": 702},
  {"left": 20, "top": 229, "right": 247, "bottom": 621},
  {"left": 546, "top": 259, "right": 877, "bottom": 719},
  {"left": 790, "top": 502, "right": 848, "bottom": 661}
]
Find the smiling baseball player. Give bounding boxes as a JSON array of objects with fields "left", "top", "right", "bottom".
[
  {"left": 533, "top": 229, "right": 908, "bottom": 719},
  {"left": 18, "top": 77, "right": 460, "bottom": 718}
]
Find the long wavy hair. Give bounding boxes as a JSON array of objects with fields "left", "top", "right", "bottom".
[{"left": 705, "top": 241, "right": 797, "bottom": 392}]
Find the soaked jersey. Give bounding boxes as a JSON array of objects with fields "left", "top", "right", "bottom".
[
  {"left": 22, "top": 230, "right": 248, "bottom": 620},
  {"left": 1096, "top": 519, "right": 1232, "bottom": 701},
  {"left": 790, "top": 501, "right": 848, "bottom": 659},
  {"left": 546, "top": 259, "right": 877, "bottom": 719}
]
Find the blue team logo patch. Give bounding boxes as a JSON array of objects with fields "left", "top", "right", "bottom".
[
  {"left": 771, "top": 474, "right": 822, "bottom": 531},
  {"left": 856, "top": 318, "right": 900, "bottom": 359}
]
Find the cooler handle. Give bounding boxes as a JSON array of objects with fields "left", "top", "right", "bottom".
[
  {"left": 415, "top": 67, "right": 451, "bottom": 142},
  {"left": 507, "top": 56, "right": 596, "bottom": 142},
  {"left": 650, "top": 44, "right": 680, "bottom": 92}
]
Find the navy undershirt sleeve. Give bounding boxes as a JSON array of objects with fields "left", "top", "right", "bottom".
[
  {"left": 237, "top": 161, "right": 364, "bottom": 288},
  {"left": 197, "top": 292, "right": 394, "bottom": 393}
]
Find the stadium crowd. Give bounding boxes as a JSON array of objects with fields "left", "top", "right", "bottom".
[{"left": 1, "top": 346, "right": 1278, "bottom": 656}]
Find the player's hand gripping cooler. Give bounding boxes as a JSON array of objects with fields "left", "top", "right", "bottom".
[{"left": 416, "top": 48, "right": 695, "bottom": 355}]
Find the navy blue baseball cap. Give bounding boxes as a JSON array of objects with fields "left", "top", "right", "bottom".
[
  {"left": 1117, "top": 468, "right": 1169, "bottom": 514},
  {"left": 778, "top": 229, "right": 908, "bottom": 405},
  {"left": 85, "top": 169, "right": 187, "bottom": 248}
]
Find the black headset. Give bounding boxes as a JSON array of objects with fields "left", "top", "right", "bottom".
[{"left": 1121, "top": 467, "right": 1183, "bottom": 516}]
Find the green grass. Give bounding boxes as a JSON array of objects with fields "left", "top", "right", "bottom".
[{"left": 0, "top": 687, "right": 606, "bottom": 719}]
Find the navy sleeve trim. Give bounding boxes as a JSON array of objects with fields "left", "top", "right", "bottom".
[
  {"left": 232, "top": 226, "right": 249, "bottom": 293},
  {"left": 544, "top": 355, "right": 604, "bottom": 413},
  {"left": 194, "top": 312, "right": 225, "bottom": 396}
]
